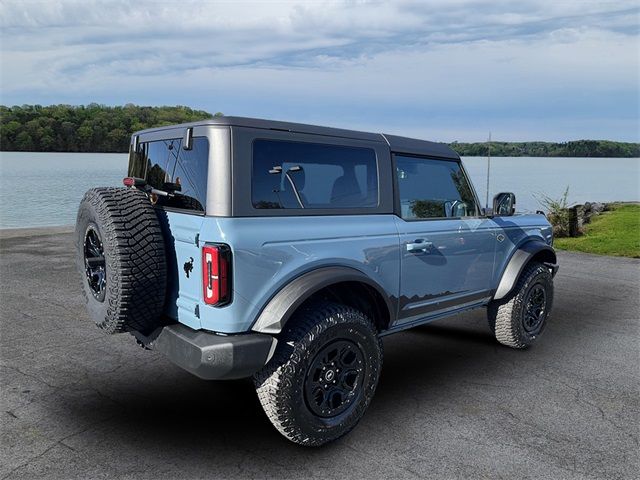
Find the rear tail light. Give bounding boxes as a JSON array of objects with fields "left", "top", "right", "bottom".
[
  {"left": 202, "top": 245, "right": 231, "bottom": 306},
  {"left": 123, "top": 177, "right": 146, "bottom": 187}
]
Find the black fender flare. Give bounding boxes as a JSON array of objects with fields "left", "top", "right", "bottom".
[
  {"left": 251, "top": 266, "right": 394, "bottom": 334},
  {"left": 493, "top": 240, "right": 558, "bottom": 300}
]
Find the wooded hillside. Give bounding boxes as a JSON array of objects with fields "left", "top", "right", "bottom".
[{"left": 0, "top": 104, "right": 218, "bottom": 152}]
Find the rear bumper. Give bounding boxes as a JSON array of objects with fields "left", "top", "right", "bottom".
[{"left": 137, "top": 324, "right": 276, "bottom": 380}]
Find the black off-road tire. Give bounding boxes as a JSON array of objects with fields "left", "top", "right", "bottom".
[
  {"left": 488, "top": 262, "right": 554, "bottom": 349},
  {"left": 75, "top": 187, "right": 167, "bottom": 334},
  {"left": 254, "top": 302, "right": 383, "bottom": 446}
]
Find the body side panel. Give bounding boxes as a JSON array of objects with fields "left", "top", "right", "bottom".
[
  {"left": 394, "top": 216, "right": 497, "bottom": 323},
  {"left": 196, "top": 215, "right": 401, "bottom": 333}
]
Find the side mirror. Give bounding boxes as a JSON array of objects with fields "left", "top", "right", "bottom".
[{"left": 493, "top": 192, "right": 516, "bottom": 216}]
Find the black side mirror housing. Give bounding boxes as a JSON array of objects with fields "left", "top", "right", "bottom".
[{"left": 493, "top": 192, "right": 516, "bottom": 216}]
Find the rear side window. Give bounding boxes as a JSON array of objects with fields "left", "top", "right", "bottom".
[
  {"left": 128, "top": 137, "right": 209, "bottom": 213},
  {"left": 395, "top": 155, "right": 478, "bottom": 219},
  {"left": 252, "top": 139, "right": 378, "bottom": 209}
]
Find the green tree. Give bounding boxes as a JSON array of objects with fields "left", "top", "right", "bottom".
[{"left": 0, "top": 104, "right": 216, "bottom": 152}]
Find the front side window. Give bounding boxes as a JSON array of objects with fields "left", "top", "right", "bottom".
[
  {"left": 252, "top": 139, "right": 378, "bottom": 209},
  {"left": 129, "top": 137, "right": 209, "bottom": 212},
  {"left": 395, "top": 155, "right": 478, "bottom": 220}
]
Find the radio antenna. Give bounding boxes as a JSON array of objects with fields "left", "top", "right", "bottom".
[{"left": 485, "top": 131, "right": 491, "bottom": 210}]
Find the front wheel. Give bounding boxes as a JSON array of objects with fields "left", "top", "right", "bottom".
[
  {"left": 254, "top": 302, "right": 382, "bottom": 446},
  {"left": 488, "top": 262, "right": 554, "bottom": 349}
]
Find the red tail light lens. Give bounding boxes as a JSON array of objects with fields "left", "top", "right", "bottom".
[
  {"left": 123, "top": 177, "right": 146, "bottom": 187},
  {"left": 202, "top": 245, "right": 231, "bottom": 306}
]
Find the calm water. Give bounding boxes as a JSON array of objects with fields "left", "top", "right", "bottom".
[
  {"left": 0, "top": 152, "right": 638, "bottom": 228},
  {"left": 0, "top": 152, "right": 128, "bottom": 229}
]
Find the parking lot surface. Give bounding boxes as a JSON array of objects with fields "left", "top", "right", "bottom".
[{"left": 1, "top": 230, "right": 638, "bottom": 479}]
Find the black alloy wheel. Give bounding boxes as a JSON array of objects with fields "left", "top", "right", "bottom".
[
  {"left": 84, "top": 225, "right": 106, "bottom": 302},
  {"left": 304, "top": 339, "right": 365, "bottom": 418},
  {"left": 523, "top": 284, "right": 547, "bottom": 333}
]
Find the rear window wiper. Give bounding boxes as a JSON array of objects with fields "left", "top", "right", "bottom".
[{"left": 123, "top": 177, "right": 176, "bottom": 198}]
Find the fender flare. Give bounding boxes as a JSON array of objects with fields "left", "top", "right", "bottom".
[
  {"left": 251, "top": 266, "right": 394, "bottom": 335},
  {"left": 493, "top": 241, "right": 558, "bottom": 300}
]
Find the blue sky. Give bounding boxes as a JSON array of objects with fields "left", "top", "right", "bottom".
[{"left": 1, "top": 0, "right": 638, "bottom": 142}]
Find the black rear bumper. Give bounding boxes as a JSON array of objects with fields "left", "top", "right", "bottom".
[{"left": 138, "top": 324, "right": 276, "bottom": 380}]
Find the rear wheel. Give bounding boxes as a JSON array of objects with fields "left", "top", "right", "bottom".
[
  {"left": 75, "top": 187, "right": 167, "bottom": 334},
  {"left": 254, "top": 302, "right": 382, "bottom": 446},
  {"left": 488, "top": 262, "right": 554, "bottom": 348}
]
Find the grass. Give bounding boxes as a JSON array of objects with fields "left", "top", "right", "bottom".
[{"left": 554, "top": 203, "right": 640, "bottom": 258}]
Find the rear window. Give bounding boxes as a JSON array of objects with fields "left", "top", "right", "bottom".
[
  {"left": 128, "top": 137, "right": 209, "bottom": 213},
  {"left": 251, "top": 139, "right": 378, "bottom": 209}
]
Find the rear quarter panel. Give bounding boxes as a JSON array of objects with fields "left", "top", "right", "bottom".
[{"left": 195, "top": 215, "right": 400, "bottom": 333}]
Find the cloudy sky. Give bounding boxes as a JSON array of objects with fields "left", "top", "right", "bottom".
[{"left": 1, "top": 0, "right": 638, "bottom": 142}]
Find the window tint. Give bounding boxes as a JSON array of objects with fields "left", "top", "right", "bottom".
[
  {"left": 395, "top": 155, "right": 477, "bottom": 219},
  {"left": 252, "top": 139, "right": 378, "bottom": 210},
  {"left": 129, "top": 137, "right": 209, "bottom": 213}
]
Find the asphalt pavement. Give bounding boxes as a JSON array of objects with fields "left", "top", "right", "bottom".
[{"left": 1, "top": 229, "right": 638, "bottom": 479}]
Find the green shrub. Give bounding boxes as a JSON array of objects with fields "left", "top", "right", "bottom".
[{"left": 535, "top": 186, "right": 570, "bottom": 237}]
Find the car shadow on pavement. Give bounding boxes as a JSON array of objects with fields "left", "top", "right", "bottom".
[{"left": 50, "top": 316, "right": 505, "bottom": 456}]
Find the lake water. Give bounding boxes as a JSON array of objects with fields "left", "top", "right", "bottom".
[{"left": 0, "top": 152, "right": 638, "bottom": 229}]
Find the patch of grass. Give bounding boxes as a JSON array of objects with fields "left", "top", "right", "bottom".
[{"left": 554, "top": 203, "right": 640, "bottom": 258}]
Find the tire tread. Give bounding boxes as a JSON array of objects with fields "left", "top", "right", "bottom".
[
  {"left": 254, "top": 301, "right": 382, "bottom": 446},
  {"left": 488, "top": 262, "right": 553, "bottom": 349},
  {"left": 76, "top": 187, "right": 166, "bottom": 334}
]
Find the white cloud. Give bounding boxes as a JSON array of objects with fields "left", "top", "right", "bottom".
[{"left": 0, "top": 0, "right": 638, "bottom": 141}]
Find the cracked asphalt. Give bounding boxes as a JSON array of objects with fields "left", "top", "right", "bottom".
[{"left": 1, "top": 229, "right": 638, "bottom": 479}]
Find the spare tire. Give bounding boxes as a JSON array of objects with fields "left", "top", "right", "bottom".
[{"left": 75, "top": 187, "right": 167, "bottom": 334}]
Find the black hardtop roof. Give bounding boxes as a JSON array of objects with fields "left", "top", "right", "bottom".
[{"left": 134, "top": 116, "right": 459, "bottom": 160}]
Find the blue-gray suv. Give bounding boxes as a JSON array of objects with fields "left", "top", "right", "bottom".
[{"left": 76, "top": 117, "right": 558, "bottom": 446}]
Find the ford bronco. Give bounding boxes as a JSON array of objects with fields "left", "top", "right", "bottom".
[{"left": 75, "top": 117, "right": 558, "bottom": 446}]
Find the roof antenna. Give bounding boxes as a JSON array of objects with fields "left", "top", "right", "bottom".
[{"left": 485, "top": 131, "right": 491, "bottom": 210}]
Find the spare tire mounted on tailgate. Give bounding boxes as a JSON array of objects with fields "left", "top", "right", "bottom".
[{"left": 75, "top": 187, "right": 167, "bottom": 334}]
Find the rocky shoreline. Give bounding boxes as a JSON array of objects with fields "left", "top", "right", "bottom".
[{"left": 562, "top": 201, "right": 637, "bottom": 237}]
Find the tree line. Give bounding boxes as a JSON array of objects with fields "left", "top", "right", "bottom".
[
  {"left": 450, "top": 140, "right": 639, "bottom": 158},
  {"left": 0, "top": 104, "right": 219, "bottom": 153},
  {"left": 1, "top": 104, "right": 638, "bottom": 157}
]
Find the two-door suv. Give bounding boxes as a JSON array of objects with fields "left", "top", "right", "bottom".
[{"left": 76, "top": 117, "right": 558, "bottom": 446}]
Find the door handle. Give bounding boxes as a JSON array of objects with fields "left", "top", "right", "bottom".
[{"left": 406, "top": 239, "right": 433, "bottom": 252}]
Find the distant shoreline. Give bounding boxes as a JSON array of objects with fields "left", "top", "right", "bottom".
[
  {"left": 450, "top": 140, "right": 640, "bottom": 158},
  {"left": 1, "top": 104, "right": 639, "bottom": 158}
]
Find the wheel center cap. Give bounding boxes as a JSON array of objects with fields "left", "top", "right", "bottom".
[{"left": 324, "top": 370, "right": 335, "bottom": 382}]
